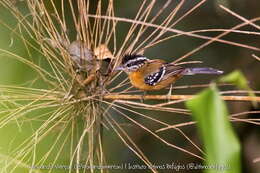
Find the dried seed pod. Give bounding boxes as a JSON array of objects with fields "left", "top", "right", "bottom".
[
  {"left": 94, "top": 44, "right": 115, "bottom": 60},
  {"left": 68, "top": 40, "right": 94, "bottom": 71},
  {"left": 94, "top": 44, "right": 115, "bottom": 76}
]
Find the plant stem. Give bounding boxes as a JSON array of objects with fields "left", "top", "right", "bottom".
[{"left": 104, "top": 94, "right": 260, "bottom": 102}]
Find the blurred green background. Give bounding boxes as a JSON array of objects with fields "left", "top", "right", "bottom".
[{"left": 0, "top": 0, "right": 259, "bottom": 172}]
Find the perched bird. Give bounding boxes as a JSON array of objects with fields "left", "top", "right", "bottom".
[{"left": 115, "top": 54, "right": 223, "bottom": 91}]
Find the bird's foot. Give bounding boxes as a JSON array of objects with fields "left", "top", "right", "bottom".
[
  {"left": 166, "top": 85, "right": 173, "bottom": 102},
  {"left": 140, "top": 91, "right": 147, "bottom": 103}
]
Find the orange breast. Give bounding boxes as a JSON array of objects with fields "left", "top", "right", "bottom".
[{"left": 129, "top": 71, "right": 181, "bottom": 91}]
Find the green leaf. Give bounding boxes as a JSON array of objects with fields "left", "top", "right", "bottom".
[
  {"left": 186, "top": 84, "right": 241, "bottom": 173},
  {"left": 219, "top": 70, "right": 249, "bottom": 89},
  {"left": 218, "top": 70, "right": 257, "bottom": 106}
]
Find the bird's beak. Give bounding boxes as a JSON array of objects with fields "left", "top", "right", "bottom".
[{"left": 114, "top": 66, "right": 124, "bottom": 71}]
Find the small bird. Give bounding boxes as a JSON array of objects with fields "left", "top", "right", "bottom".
[{"left": 115, "top": 54, "right": 223, "bottom": 91}]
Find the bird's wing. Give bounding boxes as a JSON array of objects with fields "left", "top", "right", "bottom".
[
  {"left": 144, "top": 66, "right": 165, "bottom": 86},
  {"left": 142, "top": 60, "right": 164, "bottom": 86},
  {"left": 161, "top": 63, "right": 185, "bottom": 81},
  {"left": 143, "top": 62, "right": 184, "bottom": 86}
]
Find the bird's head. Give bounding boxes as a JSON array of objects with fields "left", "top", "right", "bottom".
[{"left": 115, "top": 54, "right": 149, "bottom": 73}]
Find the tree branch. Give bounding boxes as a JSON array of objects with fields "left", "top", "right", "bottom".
[{"left": 104, "top": 94, "right": 260, "bottom": 102}]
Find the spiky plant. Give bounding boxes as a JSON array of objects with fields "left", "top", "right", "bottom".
[{"left": 0, "top": 0, "right": 259, "bottom": 173}]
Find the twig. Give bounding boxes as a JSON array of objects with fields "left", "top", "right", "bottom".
[
  {"left": 104, "top": 94, "right": 260, "bottom": 102},
  {"left": 252, "top": 54, "right": 260, "bottom": 61},
  {"left": 253, "top": 157, "right": 260, "bottom": 163},
  {"left": 156, "top": 121, "right": 197, "bottom": 133},
  {"left": 87, "top": 14, "right": 260, "bottom": 51}
]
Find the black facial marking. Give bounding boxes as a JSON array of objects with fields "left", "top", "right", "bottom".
[
  {"left": 145, "top": 66, "right": 166, "bottom": 86},
  {"left": 122, "top": 54, "right": 144, "bottom": 65},
  {"left": 126, "top": 59, "right": 145, "bottom": 68},
  {"left": 121, "top": 54, "right": 149, "bottom": 71}
]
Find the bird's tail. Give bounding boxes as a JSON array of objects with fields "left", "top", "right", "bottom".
[{"left": 182, "top": 67, "right": 223, "bottom": 75}]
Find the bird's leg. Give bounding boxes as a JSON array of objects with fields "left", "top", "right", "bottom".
[
  {"left": 167, "top": 84, "right": 173, "bottom": 102},
  {"left": 140, "top": 91, "right": 147, "bottom": 103}
]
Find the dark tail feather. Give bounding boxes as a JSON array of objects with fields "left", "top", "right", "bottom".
[{"left": 182, "top": 67, "right": 223, "bottom": 75}]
